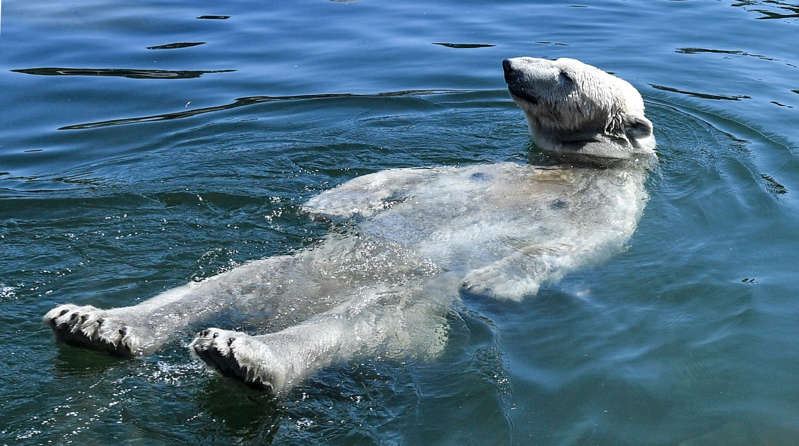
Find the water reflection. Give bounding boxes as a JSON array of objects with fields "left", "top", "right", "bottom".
[
  {"left": 59, "top": 89, "right": 463, "bottom": 130},
  {"left": 675, "top": 46, "right": 799, "bottom": 71},
  {"left": 12, "top": 67, "right": 234, "bottom": 80},
  {"left": 53, "top": 344, "right": 128, "bottom": 377},
  {"left": 761, "top": 173, "right": 788, "bottom": 195},
  {"left": 676, "top": 47, "right": 775, "bottom": 61},
  {"left": 147, "top": 42, "right": 206, "bottom": 50},
  {"left": 650, "top": 84, "right": 751, "bottom": 101},
  {"left": 432, "top": 42, "right": 495, "bottom": 48},
  {"left": 730, "top": 0, "right": 799, "bottom": 19},
  {"left": 197, "top": 379, "right": 281, "bottom": 442}
]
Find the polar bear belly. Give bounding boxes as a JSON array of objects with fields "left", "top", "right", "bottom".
[{"left": 356, "top": 163, "right": 646, "bottom": 276}]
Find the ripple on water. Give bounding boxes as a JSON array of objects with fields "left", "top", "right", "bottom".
[{"left": 3, "top": 0, "right": 799, "bottom": 440}]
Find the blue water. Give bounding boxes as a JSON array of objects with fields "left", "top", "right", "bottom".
[{"left": 2, "top": 0, "right": 799, "bottom": 444}]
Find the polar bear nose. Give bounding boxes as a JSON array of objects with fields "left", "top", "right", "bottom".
[{"left": 502, "top": 59, "right": 513, "bottom": 82}]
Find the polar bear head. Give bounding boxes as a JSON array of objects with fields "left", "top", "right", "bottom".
[{"left": 502, "top": 57, "right": 655, "bottom": 162}]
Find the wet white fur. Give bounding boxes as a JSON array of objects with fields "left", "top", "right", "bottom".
[
  {"left": 45, "top": 57, "right": 655, "bottom": 394},
  {"left": 504, "top": 57, "right": 655, "bottom": 159}
]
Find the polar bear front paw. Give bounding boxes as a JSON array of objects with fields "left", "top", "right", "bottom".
[
  {"left": 43, "top": 304, "right": 143, "bottom": 356},
  {"left": 461, "top": 266, "right": 506, "bottom": 297},
  {"left": 461, "top": 267, "right": 540, "bottom": 301},
  {"left": 190, "top": 328, "right": 285, "bottom": 394}
]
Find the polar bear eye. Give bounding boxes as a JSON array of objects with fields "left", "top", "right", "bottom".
[{"left": 559, "top": 71, "right": 574, "bottom": 84}]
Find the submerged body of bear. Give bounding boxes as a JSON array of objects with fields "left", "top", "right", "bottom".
[{"left": 45, "top": 57, "right": 656, "bottom": 394}]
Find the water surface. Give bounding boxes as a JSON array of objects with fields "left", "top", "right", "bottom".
[{"left": 2, "top": 1, "right": 799, "bottom": 444}]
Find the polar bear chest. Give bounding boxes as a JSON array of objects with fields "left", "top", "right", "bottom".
[{"left": 355, "top": 163, "right": 647, "bottom": 274}]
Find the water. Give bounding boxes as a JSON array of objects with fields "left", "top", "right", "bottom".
[{"left": 1, "top": 0, "right": 798, "bottom": 444}]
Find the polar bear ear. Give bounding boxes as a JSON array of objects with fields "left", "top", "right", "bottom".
[{"left": 624, "top": 115, "right": 653, "bottom": 139}]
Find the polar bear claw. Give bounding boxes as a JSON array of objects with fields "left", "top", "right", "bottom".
[
  {"left": 190, "top": 328, "right": 283, "bottom": 393},
  {"left": 43, "top": 304, "right": 141, "bottom": 356}
]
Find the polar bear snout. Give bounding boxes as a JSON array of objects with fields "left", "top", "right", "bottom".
[
  {"left": 502, "top": 58, "right": 527, "bottom": 93},
  {"left": 502, "top": 58, "right": 513, "bottom": 83},
  {"left": 503, "top": 58, "right": 545, "bottom": 105},
  {"left": 502, "top": 57, "right": 566, "bottom": 106}
]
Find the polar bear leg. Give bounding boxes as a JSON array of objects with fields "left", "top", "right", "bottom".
[
  {"left": 191, "top": 283, "right": 451, "bottom": 394},
  {"left": 44, "top": 255, "right": 301, "bottom": 355},
  {"left": 44, "top": 234, "right": 434, "bottom": 356}
]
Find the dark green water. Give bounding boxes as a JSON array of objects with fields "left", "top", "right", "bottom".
[{"left": 2, "top": 1, "right": 799, "bottom": 444}]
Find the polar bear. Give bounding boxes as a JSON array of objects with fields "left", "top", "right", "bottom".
[{"left": 44, "top": 57, "right": 656, "bottom": 394}]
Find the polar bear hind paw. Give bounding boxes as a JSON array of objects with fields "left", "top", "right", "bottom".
[
  {"left": 43, "top": 304, "right": 141, "bottom": 356},
  {"left": 191, "top": 328, "right": 282, "bottom": 393}
]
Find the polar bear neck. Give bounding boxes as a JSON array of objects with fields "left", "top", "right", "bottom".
[{"left": 526, "top": 122, "right": 657, "bottom": 169}]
